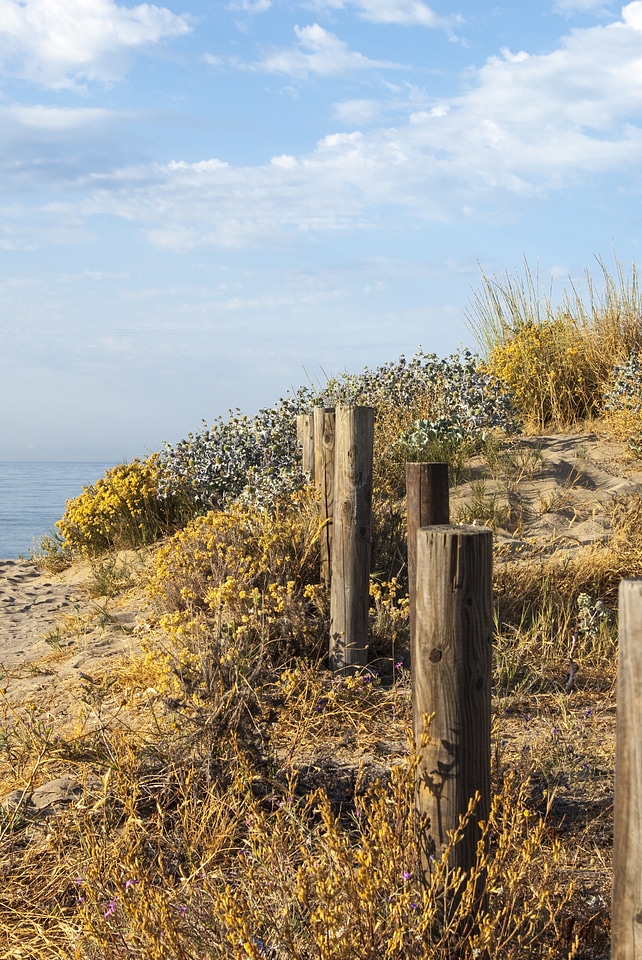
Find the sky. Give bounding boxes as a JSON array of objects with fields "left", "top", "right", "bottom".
[{"left": 1, "top": 0, "right": 642, "bottom": 460}]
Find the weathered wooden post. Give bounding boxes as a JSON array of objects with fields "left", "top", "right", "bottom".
[
  {"left": 612, "top": 578, "right": 642, "bottom": 958},
  {"left": 314, "top": 406, "right": 335, "bottom": 588},
  {"left": 329, "top": 405, "right": 375, "bottom": 674},
  {"left": 406, "top": 462, "right": 450, "bottom": 647},
  {"left": 413, "top": 525, "right": 492, "bottom": 884},
  {"left": 296, "top": 413, "right": 315, "bottom": 478}
]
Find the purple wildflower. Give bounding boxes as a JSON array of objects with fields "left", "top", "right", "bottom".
[{"left": 103, "top": 899, "right": 118, "bottom": 919}]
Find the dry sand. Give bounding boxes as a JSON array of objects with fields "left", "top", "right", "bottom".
[
  {"left": 452, "top": 429, "right": 642, "bottom": 558},
  {"left": 0, "top": 554, "right": 146, "bottom": 718}
]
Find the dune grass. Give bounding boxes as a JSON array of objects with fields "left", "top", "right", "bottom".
[{"left": 468, "top": 255, "right": 642, "bottom": 431}]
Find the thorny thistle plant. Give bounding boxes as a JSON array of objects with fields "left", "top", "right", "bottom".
[
  {"left": 159, "top": 349, "right": 518, "bottom": 512},
  {"left": 602, "top": 350, "right": 642, "bottom": 454}
]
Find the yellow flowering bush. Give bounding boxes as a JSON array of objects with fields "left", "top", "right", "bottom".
[
  {"left": 369, "top": 576, "right": 409, "bottom": 666},
  {"left": 147, "top": 489, "right": 326, "bottom": 667},
  {"left": 56, "top": 455, "right": 189, "bottom": 556},
  {"left": 485, "top": 319, "right": 602, "bottom": 428}
]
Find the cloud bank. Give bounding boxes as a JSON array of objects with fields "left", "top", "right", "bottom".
[
  {"left": 256, "top": 23, "right": 399, "bottom": 77},
  {"left": 3, "top": 4, "right": 642, "bottom": 250},
  {"left": 306, "top": 0, "right": 462, "bottom": 28},
  {"left": 0, "top": 0, "right": 191, "bottom": 88}
]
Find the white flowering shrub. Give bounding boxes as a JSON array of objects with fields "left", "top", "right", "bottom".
[
  {"left": 602, "top": 351, "right": 642, "bottom": 454},
  {"left": 576, "top": 593, "right": 610, "bottom": 639},
  {"left": 603, "top": 351, "right": 642, "bottom": 414},
  {"left": 159, "top": 397, "right": 310, "bottom": 512},
  {"left": 160, "top": 349, "right": 517, "bottom": 513},
  {"left": 321, "top": 348, "right": 515, "bottom": 432}
]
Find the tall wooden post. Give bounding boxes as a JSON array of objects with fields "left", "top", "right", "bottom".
[
  {"left": 296, "top": 413, "right": 315, "bottom": 478},
  {"left": 314, "top": 406, "right": 335, "bottom": 588},
  {"left": 613, "top": 579, "right": 642, "bottom": 958},
  {"left": 406, "top": 462, "right": 450, "bottom": 647},
  {"left": 329, "top": 406, "right": 375, "bottom": 674},
  {"left": 413, "top": 525, "right": 492, "bottom": 880}
]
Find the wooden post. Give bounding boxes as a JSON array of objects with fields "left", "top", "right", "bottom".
[
  {"left": 329, "top": 406, "right": 375, "bottom": 674},
  {"left": 613, "top": 578, "right": 642, "bottom": 958},
  {"left": 314, "top": 406, "right": 335, "bottom": 588},
  {"left": 406, "top": 462, "right": 450, "bottom": 648},
  {"left": 413, "top": 525, "right": 492, "bottom": 880},
  {"left": 296, "top": 413, "right": 315, "bottom": 478}
]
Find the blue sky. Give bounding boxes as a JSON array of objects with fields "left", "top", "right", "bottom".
[{"left": 1, "top": 0, "right": 642, "bottom": 459}]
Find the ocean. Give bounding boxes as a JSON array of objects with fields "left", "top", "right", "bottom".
[{"left": 0, "top": 462, "right": 115, "bottom": 560}]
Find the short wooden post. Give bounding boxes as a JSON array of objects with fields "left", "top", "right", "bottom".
[
  {"left": 314, "top": 406, "right": 335, "bottom": 588},
  {"left": 413, "top": 525, "right": 492, "bottom": 880},
  {"left": 612, "top": 578, "right": 642, "bottom": 958},
  {"left": 329, "top": 406, "right": 375, "bottom": 674},
  {"left": 296, "top": 414, "right": 315, "bottom": 478},
  {"left": 406, "top": 462, "right": 450, "bottom": 647}
]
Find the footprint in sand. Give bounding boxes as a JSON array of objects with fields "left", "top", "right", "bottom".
[{"left": 0, "top": 560, "right": 82, "bottom": 665}]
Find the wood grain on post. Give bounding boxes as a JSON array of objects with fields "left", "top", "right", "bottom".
[
  {"left": 413, "top": 525, "right": 492, "bottom": 877},
  {"left": 406, "top": 462, "right": 450, "bottom": 647},
  {"left": 613, "top": 578, "right": 642, "bottom": 959},
  {"left": 296, "top": 413, "right": 315, "bottom": 478},
  {"left": 329, "top": 406, "right": 375, "bottom": 674},
  {"left": 314, "top": 406, "right": 335, "bottom": 588}
]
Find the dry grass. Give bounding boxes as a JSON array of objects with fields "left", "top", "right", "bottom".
[
  {"left": 0, "top": 652, "right": 606, "bottom": 959},
  {"left": 467, "top": 256, "right": 642, "bottom": 430},
  {"left": 3, "top": 434, "right": 637, "bottom": 958}
]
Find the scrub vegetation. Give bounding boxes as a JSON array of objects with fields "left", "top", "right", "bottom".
[{"left": 4, "top": 258, "right": 642, "bottom": 957}]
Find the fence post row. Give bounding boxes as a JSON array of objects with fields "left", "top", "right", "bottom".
[
  {"left": 329, "top": 405, "right": 375, "bottom": 674},
  {"left": 612, "top": 578, "right": 642, "bottom": 958},
  {"left": 298, "top": 412, "right": 491, "bottom": 911},
  {"left": 412, "top": 525, "right": 493, "bottom": 883},
  {"left": 313, "top": 406, "right": 335, "bottom": 589}
]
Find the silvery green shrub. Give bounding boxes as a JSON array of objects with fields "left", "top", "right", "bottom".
[
  {"left": 603, "top": 351, "right": 642, "bottom": 414},
  {"left": 160, "top": 349, "right": 517, "bottom": 512}
]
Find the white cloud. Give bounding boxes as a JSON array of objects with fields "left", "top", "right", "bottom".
[
  {"left": 0, "top": 0, "right": 191, "bottom": 89},
  {"left": 350, "top": 0, "right": 461, "bottom": 27},
  {"left": 0, "top": 103, "right": 142, "bottom": 197},
  {"left": 333, "top": 98, "right": 384, "bottom": 124},
  {"left": 271, "top": 154, "right": 298, "bottom": 168},
  {"left": 5, "top": 5, "right": 642, "bottom": 249},
  {"left": 623, "top": 0, "right": 642, "bottom": 27},
  {"left": 554, "top": 0, "right": 613, "bottom": 11},
  {"left": 306, "top": 0, "right": 462, "bottom": 28},
  {"left": 2, "top": 104, "right": 119, "bottom": 130},
  {"left": 332, "top": 85, "right": 432, "bottom": 124},
  {"left": 256, "top": 23, "right": 399, "bottom": 77},
  {"left": 227, "top": 0, "right": 271, "bottom": 10}
]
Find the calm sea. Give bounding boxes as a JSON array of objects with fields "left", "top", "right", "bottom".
[{"left": 0, "top": 462, "right": 115, "bottom": 559}]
